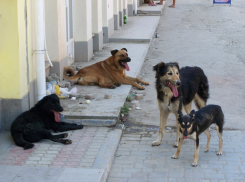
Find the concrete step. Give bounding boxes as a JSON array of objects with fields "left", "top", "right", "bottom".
[
  {"left": 109, "top": 16, "right": 160, "bottom": 43},
  {"left": 137, "top": 2, "right": 165, "bottom": 16}
]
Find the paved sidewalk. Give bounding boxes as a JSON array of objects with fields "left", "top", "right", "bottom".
[
  {"left": 0, "top": 127, "right": 122, "bottom": 182},
  {"left": 108, "top": 130, "right": 245, "bottom": 182}
]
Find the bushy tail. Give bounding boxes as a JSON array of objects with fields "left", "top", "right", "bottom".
[
  {"left": 197, "top": 69, "right": 209, "bottom": 103},
  {"left": 63, "top": 66, "right": 79, "bottom": 82}
]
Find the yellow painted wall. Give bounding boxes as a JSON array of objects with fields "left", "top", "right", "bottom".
[
  {"left": 0, "top": 0, "right": 30, "bottom": 99},
  {"left": 17, "top": 0, "right": 28, "bottom": 98},
  {"left": 27, "top": 0, "right": 35, "bottom": 82}
]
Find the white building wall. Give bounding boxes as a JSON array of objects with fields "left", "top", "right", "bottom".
[
  {"left": 113, "top": 0, "right": 119, "bottom": 30},
  {"left": 102, "top": 0, "right": 114, "bottom": 43},
  {"left": 73, "top": 0, "right": 93, "bottom": 62},
  {"left": 92, "top": 0, "right": 103, "bottom": 51}
]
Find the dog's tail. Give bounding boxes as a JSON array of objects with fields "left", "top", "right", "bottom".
[
  {"left": 197, "top": 68, "right": 209, "bottom": 104},
  {"left": 63, "top": 66, "right": 80, "bottom": 82},
  {"left": 12, "top": 133, "right": 34, "bottom": 150}
]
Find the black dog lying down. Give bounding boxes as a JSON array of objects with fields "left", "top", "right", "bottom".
[
  {"left": 11, "top": 94, "right": 83, "bottom": 150},
  {"left": 171, "top": 105, "right": 224, "bottom": 167}
]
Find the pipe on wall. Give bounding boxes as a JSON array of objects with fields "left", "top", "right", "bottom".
[
  {"left": 34, "top": 0, "right": 46, "bottom": 101},
  {"left": 135, "top": 0, "right": 137, "bottom": 15}
]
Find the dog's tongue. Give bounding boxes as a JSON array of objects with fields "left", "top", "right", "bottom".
[
  {"left": 54, "top": 111, "right": 60, "bottom": 122},
  {"left": 183, "top": 136, "right": 188, "bottom": 139},
  {"left": 123, "top": 62, "right": 130, "bottom": 71},
  {"left": 170, "top": 84, "right": 179, "bottom": 97}
]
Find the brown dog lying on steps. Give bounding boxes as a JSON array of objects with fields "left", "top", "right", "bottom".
[{"left": 63, "top": 48, "right": 149, "bottom": 90}]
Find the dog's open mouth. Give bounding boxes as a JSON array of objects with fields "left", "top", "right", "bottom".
[
  {"left": 183, "top": 135, "right": 188, "bottom": 139},
  {"left": 166, "top": 81, "right": 179, "bottom": 97},
  {"left": 52, "top": 110, "right": 61, "bottom": 122},
  {"left": 119, "top": 60, "right": 130, "bottom": 71}
]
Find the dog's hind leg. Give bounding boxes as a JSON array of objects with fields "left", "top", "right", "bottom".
[
  {"left": 152, "top": 103, "right": 170, "bottom": 146},
  {"left": 98, "top": 77, "right": 117, "bottom": 89},
  {"left": 12, "top": 133, "right": 34, "bottom": 150},
  {"left": 184, "top": 102, "right": 192, "bottom": 114},
  {"left": 194, "top": 93, "right": 206, "bottom": 110},
  {"left": 204, "top": 129, "right": 211, "bottom": 152},
  {"left": 216, "top": 125, "right": 223, "bottom": 155}
]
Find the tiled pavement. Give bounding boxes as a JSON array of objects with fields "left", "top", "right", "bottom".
[
  {"left": 0, "top": 127, "right": 122, "bottom": 182},
  {"left": 107, "top": 130, "right": 245, "bottom": 182}
]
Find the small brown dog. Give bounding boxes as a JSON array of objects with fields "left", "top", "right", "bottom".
[{"left": 63, "top": 48, "right": 149, "bottom": 89}]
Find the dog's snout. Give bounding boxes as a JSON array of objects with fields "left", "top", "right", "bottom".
[
  {"left": 127, "top": 57, "right": 131, "bottom": 61},
  {"left": 176, "top": 81, "right": 181, "bottom": 86}
]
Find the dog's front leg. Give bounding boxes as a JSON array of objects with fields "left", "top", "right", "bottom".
[
  {"left": 54, "top": 123, "right": 83, "bottom": 132},
  {"left": 117, "top": 77, "right": 146, "bottom": 90},
  {"left": 125, "top": 76, "right": 150, "bottom": 85},
  {"left": 152, "top": 103, "right": 170, "bottom": 146},
  {"left": 174, "top": 114, "right": 181, "bottom": 147},
  {"left": 192, "top": 137, "right": 200, "bottom": 167},
  {"left": 171, "top": 136, "right": 184, "bottom": 159}
]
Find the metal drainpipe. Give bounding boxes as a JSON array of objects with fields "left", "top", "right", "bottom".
[
  {"left": 34, "top": 0, "right": 46, "bottom": 101},
  {"left": 135, "top": 0, "right": 137, "bottom": 15}
]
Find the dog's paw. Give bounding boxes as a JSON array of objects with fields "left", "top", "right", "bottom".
[
  {"left": 78, "top": 125, "right": 84, "bottom": 129},
  {"left": 173, "top": 142, "right": 179, "bottom": 148},
  {"left": 171, "top": 154, "right": 178, "bottom": 159},
  {"left": 65, "top": 139, "right": 72, "bottom": 144},
  {"left": 138, "top": 86, "right": 145, "bottom": 90},
  {"left": 144, "top": 82, "right": 150, "bottom": 85},
  {"left": 115, "top": 82, "right": 121, "bottom": 87},
  {"left": 110, "top": 85, "right": 116, "bottom": 89},
  {"left": 152, "top": 140, "right": 161, "bottom": 146},
  {"left": 63, "top": 133, "right": 68, "bottom": 138},
  {"left": 204, "top": 148, "right": 209, "bottom": 152},
  {"left": 191, "top": 162, "right": 198, "bottom": 167},
  {"left": 216, "top": 152, "right": 222, "bottom": 155},
  {"left": 24, "top": 143, "right": 34, "bottom": 150}
]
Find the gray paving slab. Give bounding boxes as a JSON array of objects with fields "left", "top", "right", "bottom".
[
  {"left": 107, "top": 130, "right": 245, "bottom": 182},
  {"left": 56, "top": 168, "right": 105, "bottom": 182},
  {"left": 61, "top": 43, "right": 151, "bottom": 126},
  {"left": 109, "top": 16, "right": 160, "bottom": 43},
  {"left": 12, "top": 167, "right": 64, "bottom": 182},
  {"left": 0, "top": 166, "right": 23, "bottom": 182},
  {"left": 0, "top": 131, "right": 15, "bottom": 159},
  {"left": 0, "top": 127, "right": 122, "bottom": 182}
]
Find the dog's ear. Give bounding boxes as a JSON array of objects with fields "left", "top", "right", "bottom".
[
  {"left": 153, "top": 62, "right": 165, "bottom": 72},
  {"left": 190, "top": 110, "right": 195, "bottom": 119},
  {"left": 36, "top": 95, "right": 49, "bottom": 106},
  {"left": 173, "top": 62, "right": 180, "bottom": 70},
  {"left": 121, "top": 48, "right": 127, "bottom": 52},
  {"left": 111, "top": 49, "right": 119, "bottom": 56}
]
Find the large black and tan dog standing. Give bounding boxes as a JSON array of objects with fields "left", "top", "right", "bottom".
[
  {"left": 63, "top": 48, "right": 149, "bottom": 90},
  {"left": 172, "top": 105, "right": 224, "bottom": 167},
  {"left": 11, "top": 94, "right": 83, "bottom": 150},
  {"left": 152, "top": 62, "right": 209, "bottom": 147}
]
